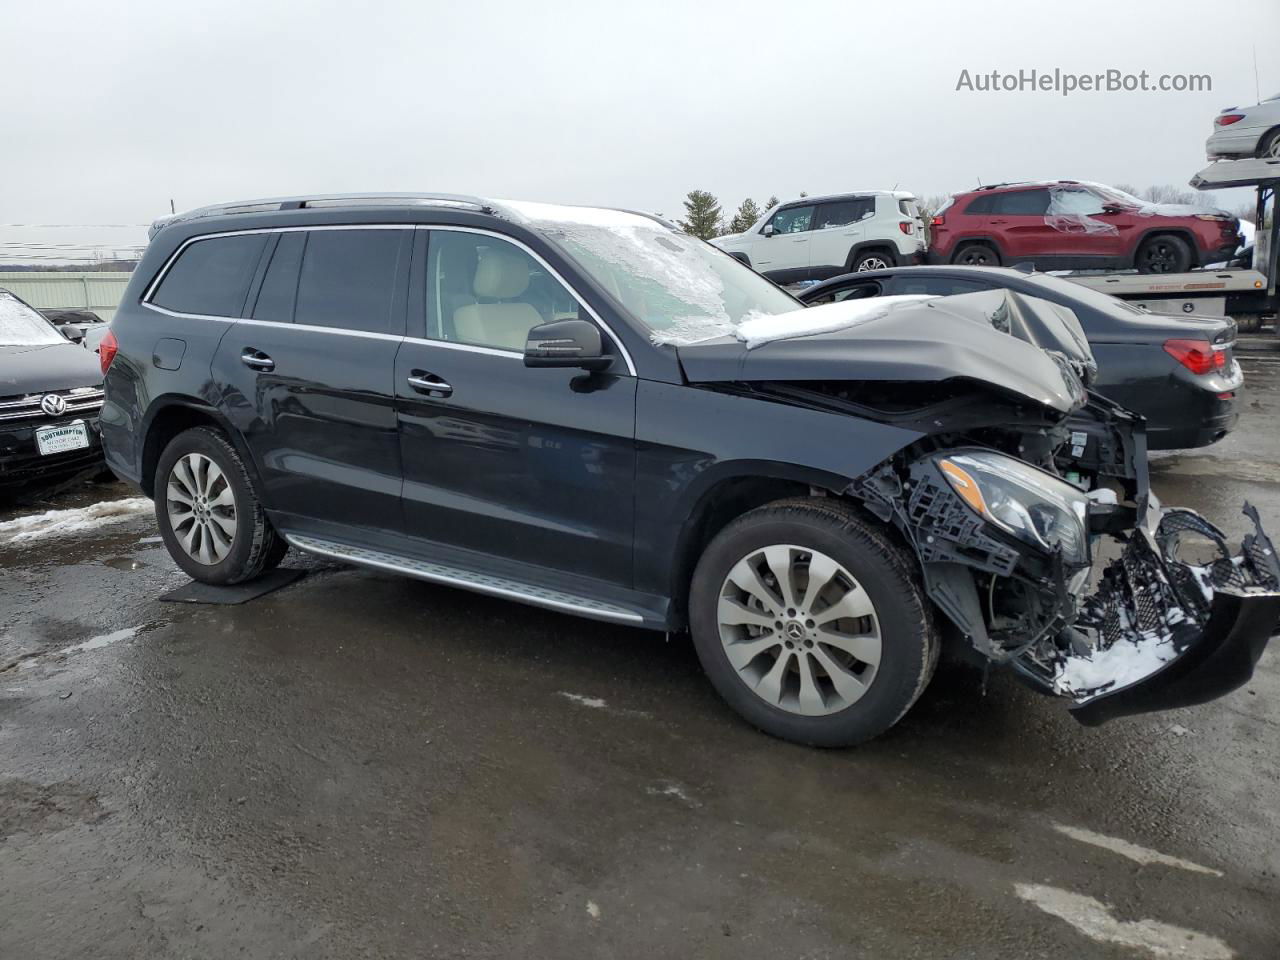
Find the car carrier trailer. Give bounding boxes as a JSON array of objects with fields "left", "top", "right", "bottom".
[{"left": 1066, "top": 158, "right": 1279, "bottom": 332}]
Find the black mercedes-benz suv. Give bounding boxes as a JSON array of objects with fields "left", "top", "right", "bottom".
[{"left": 101, "top": 194, "right": 1280, "bottom": 746}]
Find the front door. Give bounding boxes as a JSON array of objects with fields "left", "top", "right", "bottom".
[
  {"left": 753, "top": 204, "right": 815, "bottom": 281},
  {"left": 212, "top": 227, "right": 412, "bottom": 532},
  {"left": 395, "top": 228, "right": 637, "bottom": 585}
]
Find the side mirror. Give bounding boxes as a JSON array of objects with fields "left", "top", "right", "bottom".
[
  {"left": 762, "top": 224, "right": 776, "bottom": 237},
  {"left": 524, "top": 319, "right": 613, "bottom": 372}
]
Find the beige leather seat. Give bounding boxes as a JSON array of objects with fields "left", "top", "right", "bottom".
[{"left": 452, "top": 249, "right": 541, "bottom": 351}]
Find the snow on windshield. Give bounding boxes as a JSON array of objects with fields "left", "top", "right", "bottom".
[
  {"left": 0, "top": 292, "right": 65, "bottom": 346},
  {"left": 510, "top": 203, "right": 800, "bottom": 346}
]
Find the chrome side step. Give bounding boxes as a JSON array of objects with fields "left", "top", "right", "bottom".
[{"left": 286, "top": 533, "right": 645, "bottom": 624}]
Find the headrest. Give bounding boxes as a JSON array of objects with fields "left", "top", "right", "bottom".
[{"left": 473, "top": 249, "right": 531, "bottom": 299}]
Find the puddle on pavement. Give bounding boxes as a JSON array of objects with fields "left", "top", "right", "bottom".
[{"left": 103, "top": 556, "right": 149, "bottom": 571}]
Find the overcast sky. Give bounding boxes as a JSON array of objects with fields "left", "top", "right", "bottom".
[{"left": 2, "top": 0, "right": 1276, "bottom": 259}]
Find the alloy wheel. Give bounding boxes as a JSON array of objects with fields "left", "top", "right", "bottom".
[
  {"left": 166, "top": 452, "right": 237, "bottom": 565},
  {"left": 857, "top": 256, "right": 890, "bottom": 271},
  {"left": 716, "top": 544, "right": 882, "bottom": 716},
  {"left": 1143, "top": 242, "right": 1176, "bottom": 273}
]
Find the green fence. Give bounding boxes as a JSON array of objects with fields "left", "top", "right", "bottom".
[{"left": 0, "top": 272, "right": 131, "bottom": 323}]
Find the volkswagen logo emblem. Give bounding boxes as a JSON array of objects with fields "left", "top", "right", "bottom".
[{"left": 40, "top": 394, "right": 68, "bottom": 417}]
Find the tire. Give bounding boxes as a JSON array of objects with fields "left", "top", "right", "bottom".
[
  {"left": 952, "top": 243, "right": 1001, "bottom": 267},
  {"left": 1234, "top": 314, "right": 1262, "bottom": 334},
  {"left": 154, "top": 426, "right": 287, "bottom": 585},
  {"left": 688, "top": 498, "right": 939, "bottom": 747},
  {"left": 1257, "top": 128, "right": 1280, "bottom": 160},
  {"left": 850, "top": 249, "right": 894, "bottom": 272},
  {"left": 1136, "top": 234, "right": 1192, "bottom": 274}
]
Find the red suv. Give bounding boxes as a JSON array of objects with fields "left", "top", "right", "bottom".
[{"left": 928, "top": 181, "right": 1241, "bottom": 274}]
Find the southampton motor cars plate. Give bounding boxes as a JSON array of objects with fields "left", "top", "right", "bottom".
[{"left": 36, "top": 420, "right": 90, "bottom": 456}]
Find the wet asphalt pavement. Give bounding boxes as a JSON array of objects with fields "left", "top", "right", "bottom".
[{"left": 3, "top": 360, "right": 1280, "bottom": 960}]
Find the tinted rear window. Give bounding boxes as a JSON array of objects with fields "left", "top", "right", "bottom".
[
  {"left": 151, "top": 234, "right": 268, "bottom": 317},
  {"left": 294, "top": 229, "right": 406, "bottom": 333},
  {"left": 814, "top": 199, "right": 874, "bottom": 229},
  {"left": 990, "top": 189, "right": 1051, "bottom": 216},
  {"left": 252, "top": 232, "right": 305, "bottom": 324},
  {"left": 963, "top": 195, "right": 995, "bottom": 215}
]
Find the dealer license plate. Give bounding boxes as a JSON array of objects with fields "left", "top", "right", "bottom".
[{"left": 36, "top": 420, "right": 90, "bottom": 456}]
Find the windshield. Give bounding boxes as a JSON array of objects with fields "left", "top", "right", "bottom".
[
  {"left": 1024, "top": 273, "right": 1145, "bottom": 316},
  {"left": 0, "top": 291, "right": 65, "bottom": 346},
  {"left": 509, "top": 203, "right": 801, "bottom": 345}
]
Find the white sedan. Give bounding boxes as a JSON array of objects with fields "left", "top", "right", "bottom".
[{"left": 1206, "top": 92, "right": 1280, "bottom": 160}]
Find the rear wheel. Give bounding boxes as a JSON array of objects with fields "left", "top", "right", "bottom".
[
  {"left": 851, "top": 249, "right": 894, "bottom": 272},
  {"left": 154, "top": 427, "right": 287, "bottom": 585},
  {"left": 689, "top": 499, "right": 938, "bottom": 747},
  {"left": 1257, "top": 128, "right": 1280, "bottom": 160},
  {"left": 1136, "top": 234, "right": 1192, "bottom": 274},
  {"left": 952, "top": 243, "right": 1001, "bottom": 267}
]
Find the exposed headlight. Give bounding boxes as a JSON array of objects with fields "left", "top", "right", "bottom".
[{"left": 937, "top": 452, "right": 1089, "bottom": 565}]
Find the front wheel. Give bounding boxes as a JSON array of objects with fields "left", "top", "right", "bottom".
[
  {"left": 1136, "top": 234, "right": 1192, "bottom": 274},
  {"left": 154, "top": 427, "right": 288, "bottom": 585},
  {"left": 689, "top": 499, "right": 938, "bottom": 747}
]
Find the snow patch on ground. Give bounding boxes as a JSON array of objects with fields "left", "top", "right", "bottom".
[
  {"left": 585, "top": 900, "right": 601, "bottom": 919},
  {"left": 735, "top": 295, "right": 934, "bottom": 349},
  {"left": 1014, "top": 884, "right": 1233, "bottom": 959},
  {"left": 65, "top": 626, "right": 139, "bottom": 655},
  {"left": 646, "top": 781, "right": 700, "bottom": 808},
  {"left": 558, "top": 691, "right": 608, "bottom": 709},
  {"left": 0, "top": 497, "right": 152, "bottom": 545},
  {"left": 1053, "top": 824, "right": 1222, "bottom": 876}
]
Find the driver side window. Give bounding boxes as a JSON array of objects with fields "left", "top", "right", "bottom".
[
  {"left": 426, "top": 231, "right": 582, "bottom": 352},
  {"left": 766, "top": 205, "right": 815, "bottom": 234}
]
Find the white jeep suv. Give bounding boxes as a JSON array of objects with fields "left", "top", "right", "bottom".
[{"left": 711, "top": 191, "right": 927, "bottom": 283}]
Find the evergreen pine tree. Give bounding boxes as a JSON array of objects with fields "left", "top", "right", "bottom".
[
  {"left": 728, "top": 198, "right": 763, "bottom": 234},
  {"left": 679, "top": 190, "right": 724, "bottom": 239}
]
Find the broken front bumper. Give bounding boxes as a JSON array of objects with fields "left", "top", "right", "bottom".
[{"left": 1038, "top": 504, "right": 1280, "bottom": 725}]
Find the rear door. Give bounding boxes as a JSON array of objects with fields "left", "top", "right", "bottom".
[
  {"left": 988, "top": 188, "right": 1055, "bottom": 260},
  {"left": 212, "top": 226, "right": 411, "bottom": 533},
  {"left": 394, "top": 227, "right": 637, "bottom": 584},
  {"left": 754, "top": 204, "right": 815, "bottom": 281},
  {"left": 809, "top": 198, "right": 875, "bottom": 276}
]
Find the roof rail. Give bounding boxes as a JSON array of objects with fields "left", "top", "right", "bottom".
[{"left": 149, "top": 193, "right": 503, "bottom": 238}]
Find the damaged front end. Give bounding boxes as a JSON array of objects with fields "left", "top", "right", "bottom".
[{"left": 855, "top": 397, "right": 1280, "bottom": 726}]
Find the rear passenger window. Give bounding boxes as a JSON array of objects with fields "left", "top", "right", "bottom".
[
  {"left": 151, "top": 234, "right": 268, "bottom": 317},
  {"left": 252, "top": 232, "right": 305, "bottom": 324},
  {"left": 814, "top": 199, "right": 874, "bottom": 229},
  {"left": 963, "top": 195, "right": 995, "bottom": 215},
  {"left": 990, "top": 189, "right": 1051, "bottom": 216},
  {"left": 294, "top": 230, "right": 406, "bottom": 334}
]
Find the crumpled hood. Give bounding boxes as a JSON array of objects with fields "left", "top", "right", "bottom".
[
  {"left": 0, "top": 341, "right": 103, "bottom": 397},
  {"left": 677, "top": 289, "right": 1095, "bottom": 414}
]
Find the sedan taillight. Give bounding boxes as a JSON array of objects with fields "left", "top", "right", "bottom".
[
  {"left": 1215, "top": 113, "right": 1245, "bottom": 126},
  {"left": 1164, "top": 338, "right": 1225, "bottom": 375},
  {"left": 99, "top": 330, "right": 119, "bottom": 376}
]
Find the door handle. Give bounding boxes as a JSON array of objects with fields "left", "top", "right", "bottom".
[
  {"left": 241, "top": 349, "right": 275, "bottom": 372},
  {"left": 407, "top": 371, "right": 453, "bottom": 398},
  {"left": 989, "top": 219, "right": 1008, "bottom": 225}
]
